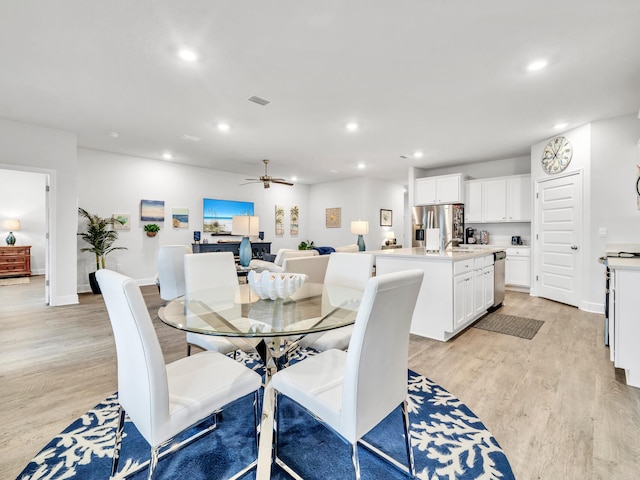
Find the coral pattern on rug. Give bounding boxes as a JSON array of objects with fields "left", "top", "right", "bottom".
[{"left": 18, "top": 350, "right": 514, "bottom": 480}]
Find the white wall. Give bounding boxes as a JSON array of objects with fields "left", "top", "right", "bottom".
[
  {"left": 417, "top": 155, "right": 531, "bottom": 179},
  {"left": 590, "top": 114, "right": 640, "bottom": 303},
  {"left": 308, "top": 177, "right": 405, "bottom": 250},
  {"left": 0, "top": 170, "right": 47, "bottom": 273},
  {"left": 0, "top": 117, "right": 78, "bottom": 306},
  {"left": 76, "top": 149, "right": 310, "bottom": 290},
  {"left": 530, "top": 116, "right": 640, "bottom": 313}
]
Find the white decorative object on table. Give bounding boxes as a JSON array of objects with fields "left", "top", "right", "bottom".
[{"left": 248, "top": 271, "right": 308, "bottom": 300}]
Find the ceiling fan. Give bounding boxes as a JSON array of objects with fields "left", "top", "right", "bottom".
[{"left": 241, "top": 159, "right": 294, "bottom": 188}]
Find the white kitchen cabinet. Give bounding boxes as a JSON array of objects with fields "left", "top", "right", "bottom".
[
  {"left": 608, "top": 261, "right": 640, "bottom": 388},
  {"left": 375, "top": 250, "right": 499, "bottom": 342},
  {"left": 464, "top": 181, "right": 482, "bottom": 222},
  {"left": 505, "top": 247, "right": 531, "bottom": 288},
  {"left": 506, "top": 176, "right": 531, "bottom": 221},
  {"left": 415, "top": 174, "right": 464, "bottom": 205},
  {"left": 467, "top": 174, "right": 531, "bottom": 223},
  {"left": 454, "top": 271, "right": 473, "bottom": 329},
  {"left": 482, "top": 178, "right": 508, "bottom": 222},
  {"left": 484, "top": 265, "right": 495, "bottom": 309}
]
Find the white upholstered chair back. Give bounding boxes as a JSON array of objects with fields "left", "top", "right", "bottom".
[
  {"left": 157, "top": 245, "right": 192, "bottom": 301},
  {"left": 324, "top": 252, "right": 374, "bottom": 290},
  {"left": 96, "top": 269, "right": 170, "bottom": 445},
  {"left": 184, "top": 251, "right": 238, "bottom": 290},
  {"left": 341, "top": 269, "right": 424, "bottom": 441}
]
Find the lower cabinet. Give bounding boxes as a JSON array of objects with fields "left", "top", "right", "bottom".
[
  {"left": 374, "top": 252, "right": 497, "bottom": 342},
  {"left": 505, "top": 247, "right": 531, "bottom": 288}
]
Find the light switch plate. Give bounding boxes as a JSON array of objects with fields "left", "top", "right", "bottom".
[{"left": 599, "top": 227, "right": 608, "bottom": 237}]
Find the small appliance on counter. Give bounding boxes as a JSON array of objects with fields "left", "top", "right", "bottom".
[
  {"left": 511, "top": 235, "right": 522, "bottom": 245},
  {"left": 478, "top": 230, "right": 489, "bottom": 245},
  {"left": 465, "top": 227, "right": 476, "bottom": 244}
]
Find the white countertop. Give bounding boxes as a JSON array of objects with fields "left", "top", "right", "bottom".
[
  {"left": 370, "top": 246, "right": 506, "bottom": 261},
  {"left": 607, "top": 257, "right": 640, "bottom": 270}
]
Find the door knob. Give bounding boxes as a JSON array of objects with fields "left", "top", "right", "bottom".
[{"left": 571, "top": 245, "right": 578, "bottom": 250}]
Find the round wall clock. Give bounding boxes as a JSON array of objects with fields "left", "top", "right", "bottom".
[{"left": 541, "top": 136, "right": 573, "bottom": 174}]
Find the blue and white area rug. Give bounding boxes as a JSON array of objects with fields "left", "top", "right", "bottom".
[{"left": 18, "top": 350, "right": 514, "bottom": 480}]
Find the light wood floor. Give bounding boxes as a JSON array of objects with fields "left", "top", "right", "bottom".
[{"left": 1, "top": 276, "right": 639, "bottom": 479}]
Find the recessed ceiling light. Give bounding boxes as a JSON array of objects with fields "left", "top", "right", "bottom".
[
  {"left": 553, "top": 122, "right": 568, "bottom": 130},
  {"left": 346, "top": 122, "right": 359, "bottom": 132},
  {"left": 413, "top": 151, "right": 424, "bottom": 158},
  {"left": 178, "top": 49, "right": 198, "bottom": 62},
  {"left": 162, "top": 152, "right": 173, "bottom": 160},
  {"left": 291, "top": 176, "right": 298, "bottom": 182},
  {"left": 217, "top": 123, "right": 230, "bottom": 132},
  {"left": 357, "top": 162, "right": 365, "bottom": 169},
  {"left": 107, "top": 131, "right": 119, "bottom": 138},
  {"left": 330, "top": 169, "right": 339, "bottom": 173},
  {"left": 527, "top": 59, "right": 548, "bottom": 72},
  {"left": 180, "top": 134, "right": 201, "bottom": 142}
]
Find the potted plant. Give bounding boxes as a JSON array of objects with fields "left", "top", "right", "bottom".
[
  {"left": 144, "top": 223, "right": 160, "bottom": 237},
  {"left": 298, "top": 240, "right": 315, "bottom": 250},
  {"left": 78, "top": 208, "right": 127, "bottom": 293}
]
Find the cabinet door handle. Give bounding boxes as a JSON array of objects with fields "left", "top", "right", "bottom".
[{"left": 571, "top": 245, "right": 578, "bottom": 251}]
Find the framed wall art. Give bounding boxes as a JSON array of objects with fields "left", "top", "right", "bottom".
[
  {"left": 140, "top": 199, "right": 165, "bottom": 222},
  {"left": 380, "top": 209, "right": 392, "bottom": 227},
  {"left": 172, "top": 208, "right": 189, "bottom": 228},
  {"left": 112, "top": 214, "right": 130, "bottom": 230},
  {"left": 290, "top": 205, "right": 299, "bottom": 235},
  {"left": 325, "top": 207, "right": 341, "bottom": 228},
  {"left": 275, "top": 204, "right": 285, "bottom": 235}
]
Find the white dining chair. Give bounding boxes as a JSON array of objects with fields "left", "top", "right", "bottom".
[
  {"left": 96, "top": 269, "right": 262, "bottom": 480},
  {"left": 157, "top": 245, "right": 192, "bottom": 301},
  {"left": 300, "top": 252, "right": 375, "bottom": 351},
  {"left": 184, "top": 252, "right": 258, "bottom": 356},
  {"left": 271, "top": 269, "right": 424, "bottom": 480}
]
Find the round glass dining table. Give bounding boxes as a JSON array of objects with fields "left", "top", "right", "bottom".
[{"left": 158, "top": 282, "right": 363, "bottom": 374}]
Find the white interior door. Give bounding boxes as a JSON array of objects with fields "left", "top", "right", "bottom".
[{"left": 536, "top": 172, "right": 582, "bottom": 307}]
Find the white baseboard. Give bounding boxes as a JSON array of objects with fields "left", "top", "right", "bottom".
[{"left": 581, "top": 301, "right": 604, "bottom": 314}]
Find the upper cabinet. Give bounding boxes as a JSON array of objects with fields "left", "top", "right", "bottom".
[
  {"left": 466, "top": 174, "right": 531, "bottom": 223},
  {"left": 415, "top": 173, "right": 464, "bottom": 205}
]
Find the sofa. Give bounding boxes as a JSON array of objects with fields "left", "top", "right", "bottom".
[{"left": 248, "top": 244, "right": 359, "bottom": 275}]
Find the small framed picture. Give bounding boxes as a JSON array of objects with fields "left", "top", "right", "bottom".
[{"left": 380, "top": 209, "right": 392, "bottom": 227}]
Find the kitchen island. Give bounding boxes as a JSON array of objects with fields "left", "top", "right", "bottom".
[{"left": 372, "top": 247, "right": 506, "bottom": 341}]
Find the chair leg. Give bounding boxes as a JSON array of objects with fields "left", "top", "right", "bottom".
[
  {"left": 111, "top": 406, "right": 126, "bottom": 477},
  {"left": 253, "top": 391, "right": 260, "bottom": 455},
  {"left": 147, "top": 445, "right": 160, "bottom": 480},
  {"left": 272, "top": 391, "right": 279, "bottom": 460},
  {"left": 187, "top": 343, "right": 192, "bottom": 356},
  {"left": 350, "top": 442, "right": 361, "bottom": 480},
  {"left": 401, "top": 400, "right": 416, "bottom": 478}
]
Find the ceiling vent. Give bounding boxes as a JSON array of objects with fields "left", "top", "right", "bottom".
[
  {"left": 180, "top": 134, "right": 201, "bottom": 142},
  {"left": 248, "top": 95, "right": 271, "bottom": 106}
]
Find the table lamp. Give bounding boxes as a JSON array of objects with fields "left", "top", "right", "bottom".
[
  {"left": 232, "top": 215, "right": 259, "bottom": 267},
  {"left": 3, "top": 219, "right": 20, "bottom": 246},
  {"left": 350, "top": 220, "right": 369, "bottom": 252}
]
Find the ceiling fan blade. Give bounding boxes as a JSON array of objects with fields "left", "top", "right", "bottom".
[
  {"left": 239, "top": 180, "right": 261, "bottom": 186},
  {"left": 271, "top": 178, "right": 294, "bottom": 186}
]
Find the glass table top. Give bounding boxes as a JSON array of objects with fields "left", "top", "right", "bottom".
[{"left": 158, "top": 282, "right": 363, "bottom": 338}]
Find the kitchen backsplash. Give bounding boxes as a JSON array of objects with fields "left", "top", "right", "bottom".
[{"left": 465, "top": 222, "right": 531, "bottom": 246}]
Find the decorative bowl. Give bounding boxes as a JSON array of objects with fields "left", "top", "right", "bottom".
[{"left": 248, "top": 271, "right": 308, "bottom": 300}]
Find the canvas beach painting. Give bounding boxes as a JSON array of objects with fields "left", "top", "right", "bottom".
[
  {"left": 140, "top": 199, "right": 165, "bottom": 222},
  {"left": 172, "top": 208, "right": 189, "bottom": 228}
]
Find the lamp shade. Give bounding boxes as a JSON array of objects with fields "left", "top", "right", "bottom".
[
  {"left": 2, "top": 219, "right": 20, "bottom": 231},
  {"left": 385, "top": 231, "right": 395, "bottom": 239},
  {"left": 350, "top": 220, "right": 369, "bottom": 235},
  {"left": 232, "top": 216, "right": 259, "bottom": 236}
]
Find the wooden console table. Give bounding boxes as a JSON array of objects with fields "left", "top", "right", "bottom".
[{"left": 0, "top": 245, "right": 32, "bottom": 278}]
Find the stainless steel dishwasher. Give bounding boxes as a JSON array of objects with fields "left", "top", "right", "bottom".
[{"left": 492, "top": 250, "right": 506, "bottom": 308}]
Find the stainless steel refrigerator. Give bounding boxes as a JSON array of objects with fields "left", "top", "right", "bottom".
[{"left": 412, "top": 204, "right": 464, "bottom": 250}]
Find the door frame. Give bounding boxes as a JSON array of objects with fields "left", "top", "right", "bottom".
[{"left": 532, "top": 169, "right": 584, "bottom": 308}]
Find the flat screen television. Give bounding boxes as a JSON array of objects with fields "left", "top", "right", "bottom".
[{"left": 203, "top": 198, "right": 255, "bottom": 235}]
